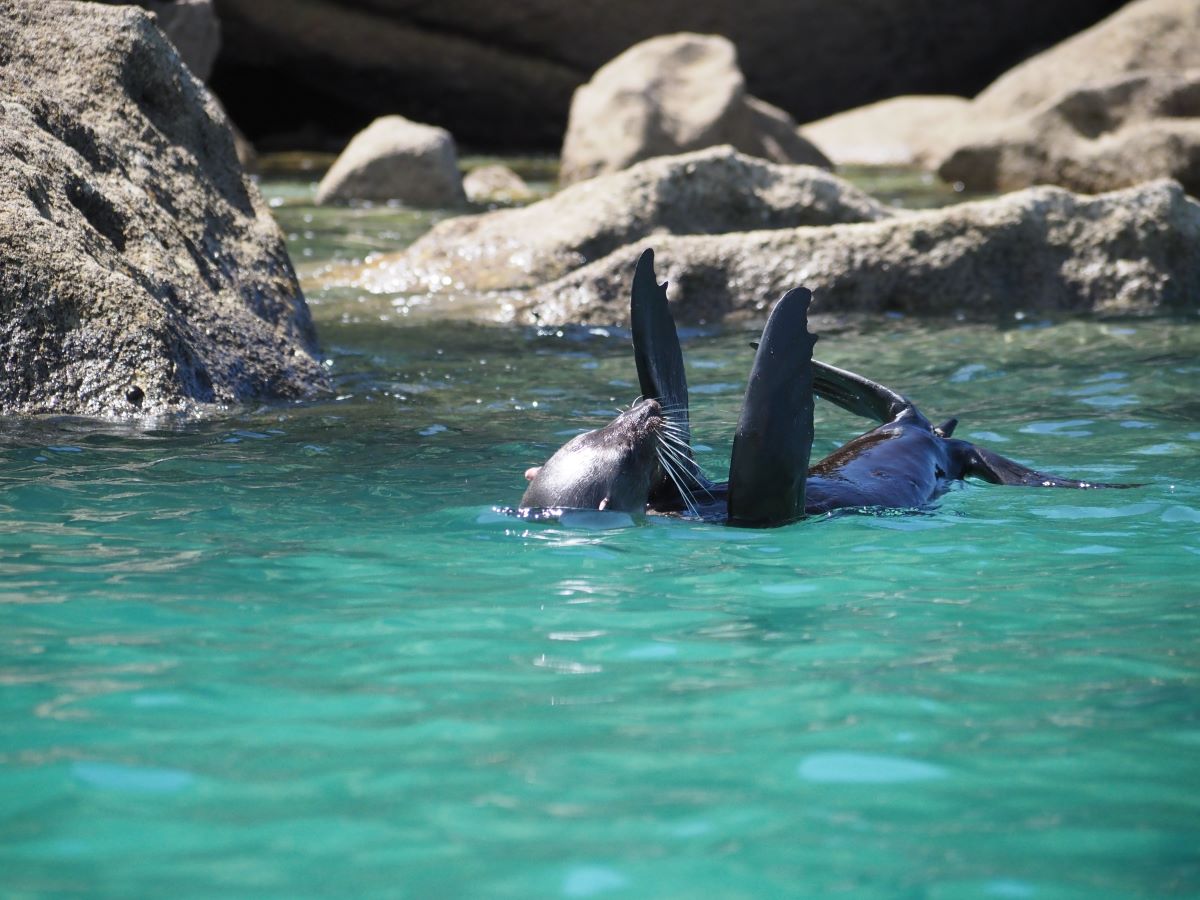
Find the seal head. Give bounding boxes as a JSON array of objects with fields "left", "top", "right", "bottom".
[{"left": 520, "top": 398, "right": 666, "bottom": 513}]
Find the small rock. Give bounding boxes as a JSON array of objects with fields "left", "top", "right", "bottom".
[
  {"left": 559, "top": 33, "right": 828, "bottom": 185},
  {"left": 315, "top": 115, "right": 466, "bottom": 207},
  {"left": 463, "top": 164, "right": 535, "bottom": 204}
]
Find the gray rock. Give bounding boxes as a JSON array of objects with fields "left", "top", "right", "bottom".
[
  {"left": 0, "top": 0, "right": 325, "bottom": 418},
  {"left": 149, "top": 0, "right": 221, "bottom": 82},
  {"left": 315, "top": 115, "right": 466, "bottom": 207},
  {"left": 462, "top": 164, "right": 535, "bottom": 205},
  {"left": 560, "top": 34, "right": 828, "bottom": 184},
  {"left": 924, "top": 0, "right": 1200, "bottom": 193},
  {"left": 971, "top": 0, "right": 1200, "bottom": 121},
  {"left": 340, "top": 146, "right": 891, "bottom": 295},
  {"left": 514, "top": 179, "right": 1200, "bottom": 324},
  {"left": 95, "top": 0, "right": 221, "bottom": 82},
  {"left": 938, "top": 70, "right": 1200, "bottom": 195},
  {"left": 209, "top": 0, "right": 1127, "bottom": 151},
  {"left": 798, "top": 0, "right": 1200, "bottom": 191}
]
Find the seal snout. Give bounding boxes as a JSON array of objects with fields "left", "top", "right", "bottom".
[{"left": 626, "top": 398, "right": 665, "bottom": 439}]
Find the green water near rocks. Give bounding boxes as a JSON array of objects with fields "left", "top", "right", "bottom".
[{"left": 2, "top": 169, "right": 1199, "bottom": 898}]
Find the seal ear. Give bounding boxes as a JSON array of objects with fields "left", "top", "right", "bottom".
[
  {"left": 934, "top": 418, "right": 958, "bottom": 438},
  {"left": 728, "top": 288, "right": 817, "bottom": 526}
]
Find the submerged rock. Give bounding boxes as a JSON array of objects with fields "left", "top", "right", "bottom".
[
  {"left": 315, "top": 115, "right": 466, "bottom": 207},
  {"left": 559, "top": 34, "right": 829, "bottom": 185},
  {"left": 342, "top": 146, "right": 891, "bottom": 295},
  {"left": 0, "top": 0, "right": 326, "bottom": 418},
  {"left": 515, "top": 179, "right": 1200, "bottom": 324}
]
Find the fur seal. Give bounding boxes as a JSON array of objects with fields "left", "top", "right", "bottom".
[{"left": 516, "top": 249, "right": 1137, "bottom": 524}]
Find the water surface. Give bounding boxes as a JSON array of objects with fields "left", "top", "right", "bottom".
[{"left": 2, "top": 171, "right": 1198, "bottom": 898}]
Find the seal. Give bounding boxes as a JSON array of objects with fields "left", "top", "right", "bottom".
[
  {"left": 631, "top": 249, "right": 1137, "bottom": 525},
  {"left": 517, "top": 249, "right": 1138, "bottom": 524},
  {"left": 518, "top": 397, "right": 669, "bottom": 514}
]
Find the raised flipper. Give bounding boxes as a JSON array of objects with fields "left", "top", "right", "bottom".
[
  {"left": 811, "top": 359, "right": 910, "bottom": 424},
  {"left": 728, "top": 288, "right": 817, "bottom": 527},
  {"left": 957, "top": 443, "right": 1141, "bottom": 489},
  {"left": 630, "top": 248, "right": 707, "bottom": 508},
  {"left": 747, "top": 344, "right": 909, "bottom": 425}
]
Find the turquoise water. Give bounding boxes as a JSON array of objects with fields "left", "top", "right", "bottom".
[{"left": 3, "top": 175, "right": 1200, "bottom": 898}]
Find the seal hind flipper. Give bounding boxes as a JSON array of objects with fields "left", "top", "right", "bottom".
[
  {"left": 728, "top": 288, "right": 817, "bottom": 526},
  {"left": 957, "top": 443, "right": 1140, "bottom": 489}
]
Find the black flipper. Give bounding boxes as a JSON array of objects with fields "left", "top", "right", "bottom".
[
  {"left": 728, "top": 288, "right": 817, "bottom": 527},
  {"left": 747, "top": 345, "right": 909, "bottom": 425},
  {"left": 957, "top": 443, "right": 1141, "bottom": 489},
  {"left": 811, "top": 360, "right": 910, "bottom": 424},
  {"left": 630, "top": 249, "right": 706, "bottom": 508}
]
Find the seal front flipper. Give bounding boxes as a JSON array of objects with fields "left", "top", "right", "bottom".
[
  {"left": 728, "top": 288, "right": 817, "bottom": 527},
  {"left": 811, "top": 360, "right": 910, "bottom": 424},
  {"left": 955, "top": 442, "right": 1141, "bottom": 489},
  {"left": 630, "top": 248, "right": 707, "bottom": 510}
]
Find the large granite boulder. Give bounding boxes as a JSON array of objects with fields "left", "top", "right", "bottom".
[
  {"left": 315, "top": 115, "right": 466, "bottom": 207},
  {"left": 938, "top": 70, "right": 1200, "bottom": 194},
  {"left": 96, "top": 0, "right": 221, "bottom": 81},
  {"left": 511, "top": 180, "right": 1199, "bottom": 324},
  {"left": 799, "top": 0, "right": 1200, "bottom": 192},
  {"left": 209, "top": 0, "right": 1126, "bottom": 151},
  {"left": 560, "top": 33, "right": 828, "bottom": 184},
  {"left": 971, "top": 0, "right": 1200, "bottom": 120},
  {"left": 341, "top": 147, "right": 891, "bottom": 295},
  {"left": 0, "top": 0, "right": 326, "bottom": 418}
]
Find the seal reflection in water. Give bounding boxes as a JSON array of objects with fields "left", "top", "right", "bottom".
[{"left": 514, "top": 249, "right": 1138, "bottom": 525}]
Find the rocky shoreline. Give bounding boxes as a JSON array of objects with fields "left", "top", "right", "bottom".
[{"left": 2, "top": 0, "right": 1197, "bottom": 419}]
